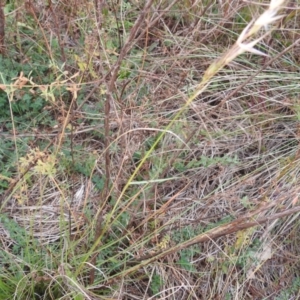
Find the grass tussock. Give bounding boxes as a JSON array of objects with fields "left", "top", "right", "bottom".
[{"left": 0, "top": 0, "right": 300, "bottom": 299}]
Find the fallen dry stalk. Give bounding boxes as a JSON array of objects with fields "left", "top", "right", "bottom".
[{"left": 108, "top": 203, "right": 300, "bottom": 282}]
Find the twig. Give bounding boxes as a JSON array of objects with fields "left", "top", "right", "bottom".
[{"left": 107, "top": 204, "right": 300, "bottom": 282}]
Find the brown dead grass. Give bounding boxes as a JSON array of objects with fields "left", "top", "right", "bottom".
[{"left": 0, "top": 0, "right": 300, "bottom": 299}]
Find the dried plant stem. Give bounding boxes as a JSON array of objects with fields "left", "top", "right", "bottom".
[
  {"left": 0, "top": 1, "right": 5, "bottom": 54},
  {"left": 89, "top": 0, "right": 156, "bottom": 284},
  {"left": 108, "top": 204, "right": 300, "bottom": 282},
  {"left": 25, "top": 0, "right": 54, "bottom": 61}
]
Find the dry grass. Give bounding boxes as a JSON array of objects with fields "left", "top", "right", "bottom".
[{"left": 0, "top": 0, "right": 300, "bottom": 299}]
